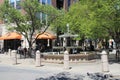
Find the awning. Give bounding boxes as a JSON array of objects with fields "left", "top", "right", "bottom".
[
  {"left": 36, "top": 32, "right": 56, "bottom": 39},
  {"left": 0, "top": 32, "right": 22, "bottom": 40}
]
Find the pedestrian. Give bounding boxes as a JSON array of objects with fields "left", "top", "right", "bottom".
[
  {"left": 17, "top": 46, "right": 22, "bottom": 58},
  {"left": 24, "top": 47, "right": 27, "bottom": 58}
]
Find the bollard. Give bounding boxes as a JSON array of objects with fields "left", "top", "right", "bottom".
[
  {"left": 11, "top": 50, "right": 17, "bottom": 65},
  {"left": 101, "top": 50, "right": 109, "bottom": 72},
  {"left": 84, "top": 52, "right": 87, "bottom": 55},
  {"left": 35, "top": 50, "right": 41, "bottom": 67},
  {"left": 8, "top": 49, "right": 11, "bottom": 56},
  {"left": 64, "top": 50, "right": 69, "bottom": 70},
  {"left": 53, "top": 52, "right": 55, "bottom": 55}
]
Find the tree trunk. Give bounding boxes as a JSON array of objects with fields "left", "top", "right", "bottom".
[{"left": 28, "top": 41, "right": 33, "bottom": 58}]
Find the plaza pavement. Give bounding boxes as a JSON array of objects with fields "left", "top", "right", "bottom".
[{"left": 0, "top": 53, "right": 120, "bottom": 77}]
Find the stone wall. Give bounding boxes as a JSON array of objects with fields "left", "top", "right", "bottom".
[{"left": 41, "top": 53, "right": 96, "bottom": 63}]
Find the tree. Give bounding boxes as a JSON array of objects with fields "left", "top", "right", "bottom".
[
  {"left": 51, "top": 0, "right": 120, "bottom": 48},
  {"left": 50, "top": 9, "right": 66, "bottom": 33},
  {"left": 51, "top": 0, "right": 103, "bottom": 40},
  {"left": 67, "top": 0, "right": 110, "bottom": 39},
  {"left": 0, "top": 0, "right": 59, "bottom": 57},
  {"left": 91, "top": 0, "right": 120, "bottom": 46}
]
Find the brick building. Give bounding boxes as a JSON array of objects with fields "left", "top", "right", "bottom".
[
  {"left": 0, "top": 0, "right": 78, "bottom": 49},
  {"left": 51, "top": 0, "right": 77, "bottom": 10},
  {"left": 0, "top": 0, "right": 77, "bottom": 23}
]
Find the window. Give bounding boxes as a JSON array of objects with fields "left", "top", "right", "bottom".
[
  {"left": 10, "top": 0, "right": 21, "bottom": 10},
  {"left": 56, "top": 0, "right": 63, "bottom": 9},
  {"left": 39, "top": 0, "right": 51, "bottom": 5},
  {"left": 42, "top": 0, "right": 46, "bottom": 4},
  {"left": 16, "top": 0, "right": 21, "bottom": 9},
  {"left": 10, "top": 0, "right": 14, "bottom": 8},
  {"left": 73, "top": 0, "right": 78, "bottom": 3},
  {"left": 38, "top": 0, "right": 40, "bottom": 2},
  {"left": 38, "top": 0, "right": 51, "bottom": 25},
  {"left": 47, "top": 0, "right": 51, "bottom": 5},
  {"left": 68, "top": 0, "right": 71, "bottom": 7}
]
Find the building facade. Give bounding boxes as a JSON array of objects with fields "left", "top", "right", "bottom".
[
  {"left": 0, "top": 0, "right": 78, "bottom": 49},
  {"left": 0, "top": 0, "right": 77, "bottom": 23},
  {"left": 9, "top": 0, "right": 77, "bottom": 10}
]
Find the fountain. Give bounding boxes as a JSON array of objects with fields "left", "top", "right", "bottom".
[
  {"left": 59, "top": 23, "right": 78, "bottom": 47},
  {"left": 53, "top": 23, "right": 79, "bottom": 54}
]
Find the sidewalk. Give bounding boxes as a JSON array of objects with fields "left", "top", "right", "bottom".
[{"left": 0, "top": 53, "right": 120, "bottom": 76}]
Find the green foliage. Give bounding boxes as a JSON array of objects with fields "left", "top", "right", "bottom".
[
  {"left": 50, "top": 9, "right": 67, "bottom": 33},
  {"left": 66, "top": 1, "right": 97, "bottom": 39},
  {"left": 51, "top": 0, "right": 120, "bottom": 42},
  {"left": 0, "top": 0, "right": 59, "bottom": 48}
]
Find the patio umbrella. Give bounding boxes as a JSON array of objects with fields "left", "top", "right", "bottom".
[
  {"left": 36, "top": 32, "right": 56, "bottom": 40},
  {"left": 0, "top": 32, "right": 22, "bottom": 40},
  {"left": 0, "top": 32, "right": 22, "bottom": 50}
]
